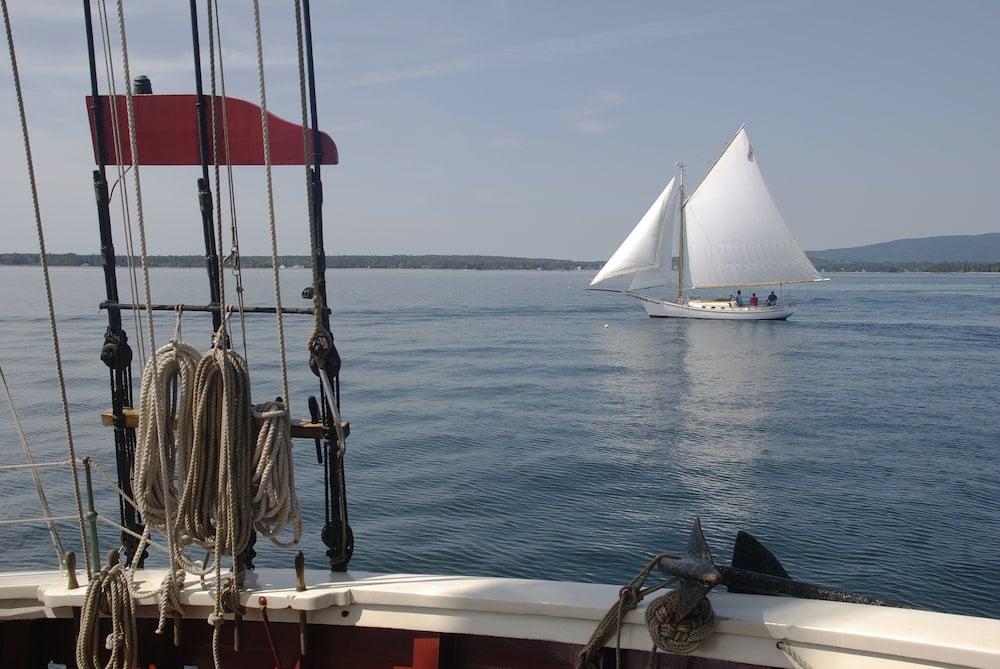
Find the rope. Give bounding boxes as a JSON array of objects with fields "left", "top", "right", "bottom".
[
  {"left": 96, "top": 0, "right": 147, "bottom": 370},
  {"left": 2, "top": 0, "right": 91, "bottom": 576},
  {"left": 251, "top": 0, "right": 292, "bottom": 409},
  {"left": 178, "top": 345, "right": 254, "bottom": 557},
  {"left": 777, "top": 640, "right": 812, "bottom": 669},
  {"left": 577, "top": 554, "right": 675, "bottom": 668},
  {"left": 133, "top": 336, "right": 201, "bottom": 533},
  {"left": 251, "top": 401, "right": 302, "bottom": 546},
  {"left": 155, "top": 568, "right": 187, "bottom": 635},
  {"left": 76, "top": 559, "right": 138, "bottom": 669},
  {"left": 0, "top": 458, "right": 77, "bottom": 471},
  {"left": 0, "top": 515, "right": 80, "bottom": 527},
  {"left": 644, "top": 589, "right": 716, "bottom": 655}
]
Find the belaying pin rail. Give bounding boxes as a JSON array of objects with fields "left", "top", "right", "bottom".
[{"left": 99, "top": 407, "right": 349, "bottom": 440}]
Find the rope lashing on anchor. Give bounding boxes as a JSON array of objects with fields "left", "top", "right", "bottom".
[
  {"left": 76, "top": 557, "right": 138, "bottom": 669},
  {"left": 577, "top": 552, "right": 717, "bottom": 669},
  {"left": 644, "top": 589, "right": 716, "bottom": 654}
]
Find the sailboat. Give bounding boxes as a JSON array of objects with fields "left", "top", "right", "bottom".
[
  {"left": 589, "top": 126, "right": 824, "bottom": 320},
  {"left": 3, "top": 4, "right": 1000, "bottom": 669}
]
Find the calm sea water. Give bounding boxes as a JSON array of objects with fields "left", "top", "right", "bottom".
[{"left": 0, "top": 266, "right": 998, "bottom": 619}]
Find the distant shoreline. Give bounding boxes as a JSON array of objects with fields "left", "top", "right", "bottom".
[
  {"left": 0, "top": 253, "right": 996, "bottom": 273},
  {"left": 0, "top": 253, "right": 601, "bottom": 272}
]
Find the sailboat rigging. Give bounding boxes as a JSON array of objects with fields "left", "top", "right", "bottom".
[
  {"left": 4, "top": 5, "right": 999, "bottom": 669},
  {"left": 589, "top": 126, "right": 825, "bottom": 320}
]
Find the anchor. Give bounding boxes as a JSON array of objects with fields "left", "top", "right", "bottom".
[{"left": 659, "top": 518, "right": 897, "bottom": 622}]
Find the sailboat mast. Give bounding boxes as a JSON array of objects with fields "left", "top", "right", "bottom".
[
  {"left": 187, "top": 0, "right": 223, "bottom": 333},
  {"left": 676, "top": 162, "right": 686, "bottom": 300},
  {"left": 82, "top": 0, "right": 143, "bottom": 569}
]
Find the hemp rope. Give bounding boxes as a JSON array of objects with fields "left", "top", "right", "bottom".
[
  {"left": 250, "top": 0, "right": 292, "bottom": 410},
  {"left": 777, "top": 640, "right": 813, "bottom": 669},
  {"left": 252, "top": 401, "right": 303, "bottom": 546},
  {"left": 177, "top": 345, "right": 254, "bottom": 558},
  {"left": 76, "top": 560, "right": 138, "bottom": 669},
  {"left": 644, "top": 589, "right": 717, "bottom": 655},
  {"left": 577, "top": 552, "right": 717, "bottom": 669},
  {"left": 134, "top": 337, "right": 200, "bottom": 534}
]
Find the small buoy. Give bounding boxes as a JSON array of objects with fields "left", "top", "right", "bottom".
[{"left": 604, "top": 323, "right": 609, "bottom": 328}]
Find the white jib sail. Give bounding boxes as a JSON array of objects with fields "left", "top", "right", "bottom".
[
  {"left": 681, "top": 127, "right": 822, "bottom": 289},
  {"left": 589, "top": 177, "right": 677, "bottom": 291}
]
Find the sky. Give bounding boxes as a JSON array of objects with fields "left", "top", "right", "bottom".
[{"left": 1, "top": 0, "right": 998, "bottom": 260}]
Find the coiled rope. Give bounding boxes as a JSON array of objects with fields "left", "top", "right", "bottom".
[
  {"left": 178, "top": 342, "right": 254, "bottom": 558},
  {"left": 76, "top": 557, "right": 137, "bottom": 669},
  {"left": 252, "top": 400, "right": 302, "bottom": 546},
  {"left": 644, "top": 589, "right": 716, "bottom": 654},
  {"left": 577, "top": 553, "right": 717, "bottom": 669},
  {"left": 134, "top": 331, "right": 200, "bottom": 534}
]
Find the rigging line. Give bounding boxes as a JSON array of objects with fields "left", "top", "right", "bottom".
[
  {"left": 92, "top": 451, "right": 219, "bottom": 578},
  {"left": 188, "top": 0, "right": 223, "bottom": 334},
  {"left": 0, "top": 364, "right": 66, "bottom": 564},
  {"left": 96, "top": 0, "right": 147, "bottom": 369},
  {"left": 0, "top": 459, "right": 78, "bottom": 472},
  {"left": 293, "top": 0, "right": 323, "bottom": 331},
  {"left": 203, "top": 0, "right": 229, "bottom": 336},
  {"left": 2, "top": 0, "right": 91, "bottom": 576},
  {"left": 207, "top": 0, "right": 249, "bottom": 363},
  {"left": 0, "top": 515, "right": 81, "bottom": 527},
  {"left": 112, "top": 0, "right": 160, "bottom": 358},
  {"left": 113, "top": 0, "right": 173, "bottom": 575},
  {"left": 252, "top": 0, "right": 291, "bottom": 407}
]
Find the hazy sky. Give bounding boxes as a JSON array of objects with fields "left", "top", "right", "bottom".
[{"left": 2, "top": 0, "right": 998, "bottom": 260}]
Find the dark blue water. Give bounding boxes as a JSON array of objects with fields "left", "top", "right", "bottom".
[{"left": 1, "top": 267, "right": 998, "bottom": 619}]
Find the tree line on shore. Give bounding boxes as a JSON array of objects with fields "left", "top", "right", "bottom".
[
  {"left": 1, "top": 253, "right": 997, "bottom": 273},
  {"left": 0, "top": 253, "right": 601, "bottom": 271}
]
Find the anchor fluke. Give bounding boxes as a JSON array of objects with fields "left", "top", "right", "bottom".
[
  {"left": 657, "top": 518, "right": 900, "bottom": 621},
  {"left": 656, "top": 518, "right": 722, "bottom": 620}
]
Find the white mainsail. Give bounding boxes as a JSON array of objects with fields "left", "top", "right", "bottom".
[
  {"left": 589, "top": 177, "right": 677, "bottom": 291},
  {"left": 681, "top": 127, "right": 822, "bottom": 289}
]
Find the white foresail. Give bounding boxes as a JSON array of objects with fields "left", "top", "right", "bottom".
[
  {"left": 681, "top": 127, "right": 822, "bottom": 289},
  {"left": 589, "top": 177, "right": 677, "bottom": 290}
]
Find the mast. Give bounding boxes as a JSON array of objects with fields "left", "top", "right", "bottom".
[
  {"left": 188, "top": 0, "right": 223, "bottom": 333},
  {"left": 676, "top": 162, "right": 686, "bottom": 301},
  {"left": 82, "top": 0, "right": 144, "bottom": 566},
  {"left": 301, "top": 0, "right": 351, "bottom": 571}
]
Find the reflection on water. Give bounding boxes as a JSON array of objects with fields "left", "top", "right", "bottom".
[
  {"left": 674, "top": 320, "right": 789, "bottom": 527},
  {"left": 591, "top": 315, "right": 794, "bottom": 532}
]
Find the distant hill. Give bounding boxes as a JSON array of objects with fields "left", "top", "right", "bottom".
[{"left": 808, "top": 233, "right": 1000, "bottom": 263}]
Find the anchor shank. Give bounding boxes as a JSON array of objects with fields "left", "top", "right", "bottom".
[{"left": 717, "top": 565, "right": 891, "bottom": 606}]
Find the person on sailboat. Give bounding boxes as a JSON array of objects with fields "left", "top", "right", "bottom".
[
  {"left": 735, "top": 290, "right": 744, "bottom": 307},
  {"left": 750, "top": 293, "right": 759, "bottom": 307},
  {"left": 766, "top": 291, "right": 777, "bottom": 306}
]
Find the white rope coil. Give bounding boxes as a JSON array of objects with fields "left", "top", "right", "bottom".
[
  {"left": 252, "top": 400, "right": 302, "bottom": 546},
  {"left": 134, "top": 339, "right": 200, "bottom": 533},
  {"left": 178, "top": 346, "right": 254, "bottom": 557},
  {"left": 76, "top": 561, "right": 138, "bottom": 669}
]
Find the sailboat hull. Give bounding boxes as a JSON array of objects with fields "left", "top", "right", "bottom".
[{"left": 630, "top": 294, "right": 796, "bottom": 320}]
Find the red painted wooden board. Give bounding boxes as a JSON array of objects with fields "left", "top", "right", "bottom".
[{"left": 87, "top": 94, "right": 338, "bottom": 166}]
